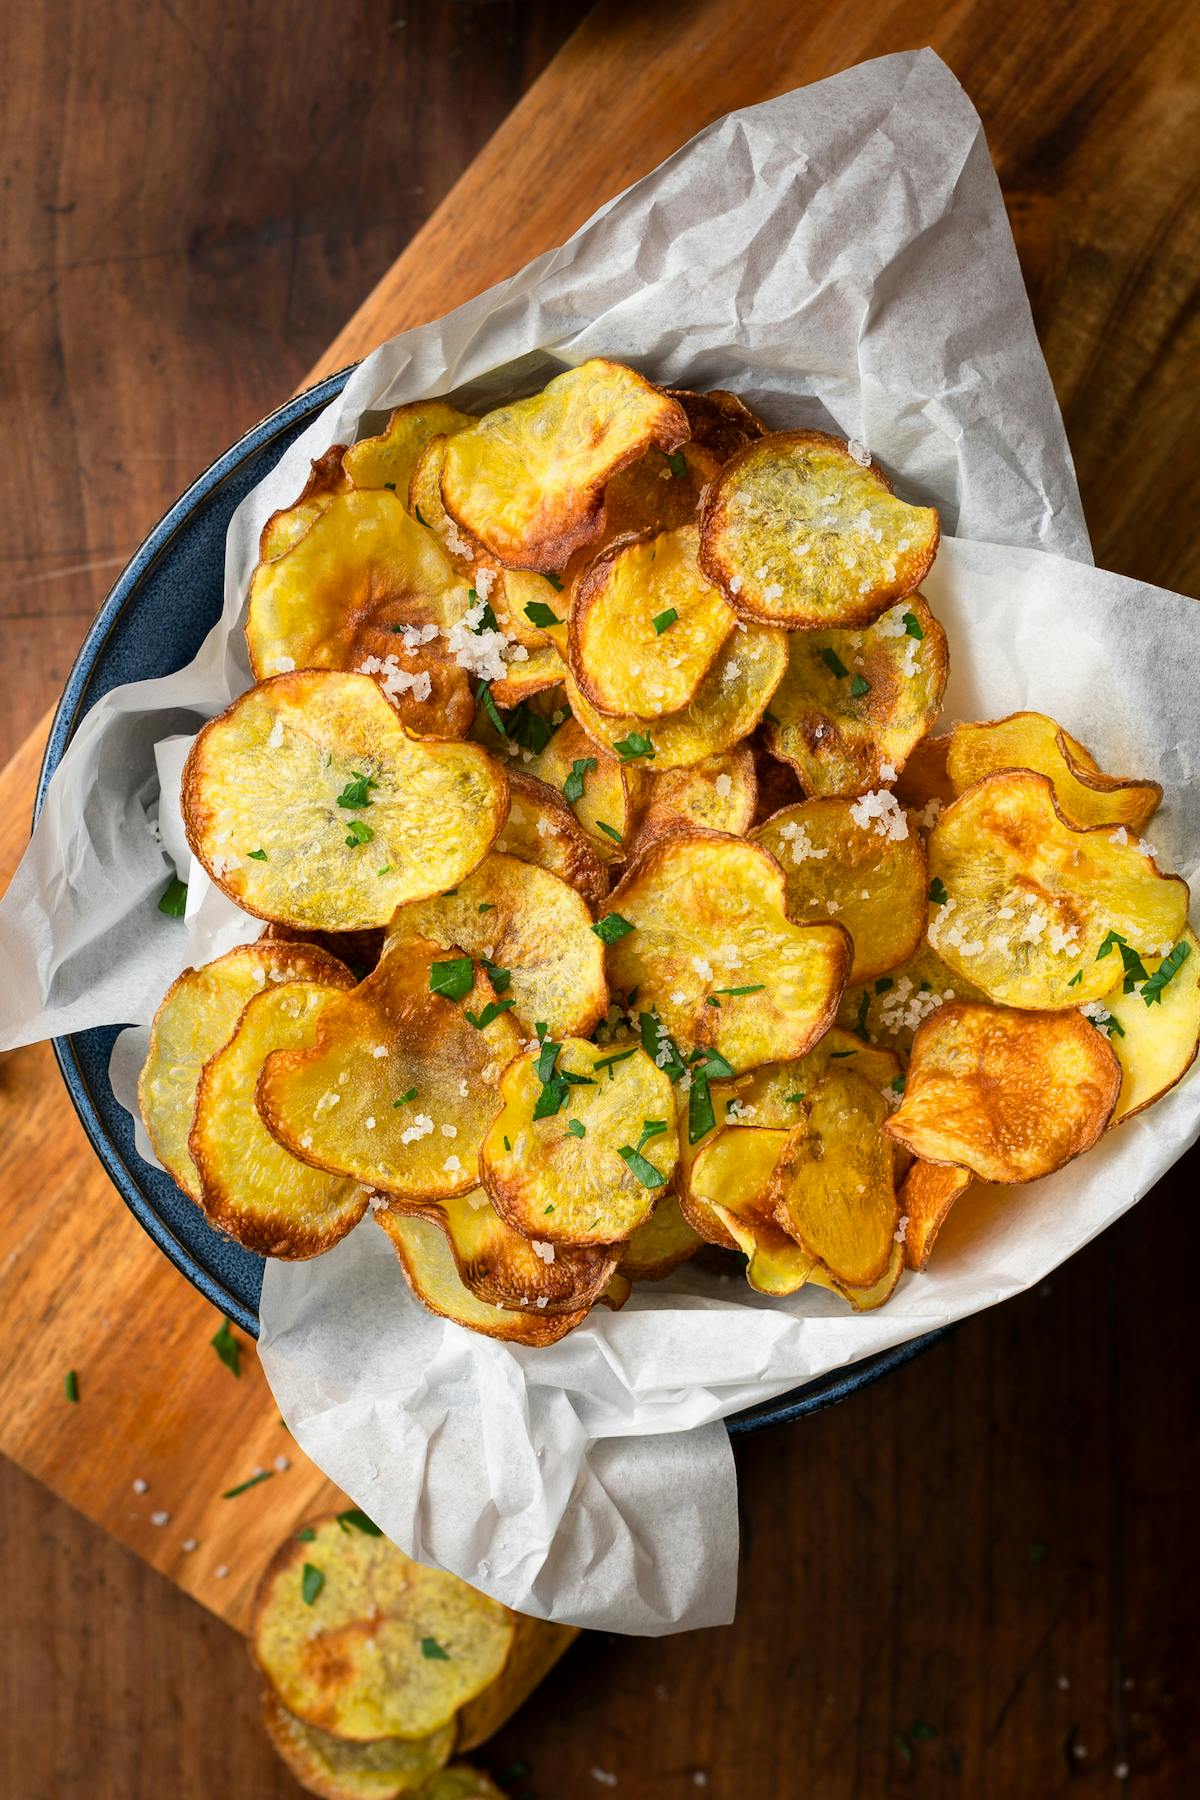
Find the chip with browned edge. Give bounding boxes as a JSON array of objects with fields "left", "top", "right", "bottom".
[
  {"left": 945, "top": 712, "right": 1161, "bottom": 833},
  {"left": 770, "top": 1064, "right": 898, "bottom": 1287},
  {"left": 260, "top": 1688, "right": 454, "bottom": 1800},
  {"left": 667, "top": 388, "right": 766, "bottom": 463},
  {"left": 377, "top": 1209, "right": 592, "bottom": 1346},
  {"left": 402, "top": 1188, "right": 619, "bottom": 1316},
  {"left": 629, "top": 748, "right": 757, "bottom": 852},
  {"left": 494, "top": 770, "right": 609, "bottom": 909},
  {"left": 342, "top": 399, "right": 475, "bottom": 498},
  {"left": 897, "top": 1160, "right": 973, "bottom": 1271}
]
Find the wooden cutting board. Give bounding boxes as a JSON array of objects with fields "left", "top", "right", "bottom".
[{"left": 0, "top": 0, "right": 1196, "bottom": 1638}]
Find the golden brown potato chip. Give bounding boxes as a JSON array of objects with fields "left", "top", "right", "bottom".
[
  {"left": 763, "top": 594, "right": 948, "bottom": 797},
  {"left": 885, "top": 1000, "right": 1120, "bottom": 1182},
  {"left": 617, "top": 1191, "right": 704, "bottom": 1281},
  {"left": 898, "top": 1160, "right": 973, "bottom": 1272},
  {"left": 139, "top": 940, "right": 351, "bottom": 1202},
  {"left": 752, "top": 796, "right": 928, "bottom": 984},
  {"left": 480, "top": 1038, "right": 677, "bottom": 1245},
  {"left": 258, "top": 939, "right": 521, "bottom": 1204},
  {"left": 251, "top": 1515, "right": 515, "bottom": 1742},
  {"left": 246, "top": 491, "right": 476, "bottom": 738},
  {"left": 409, "top": 437, "right": 479, "bottom": 570},
  {"left": 384, "top": 853, "right": 607, "bottom": 1040},
  {"left": 945, "top": 711, "right": 1162, "bottom": 833},
  {"left": 440, "top": 360, "right": 689, "bottom": 569},
  {"left": 605, "top": 831, "right": 850, "bottom": 1072},
  {"left": 260, "top": 1690, "right": 454, "bottom": 1800},
  {"left": 510, "top": 715, "right": 637, "bottom": 863},
  {"left": 405, "top": 1188, "right": 619, "bottom": 1316},
  {"left": 342, "top": 400, "right": 476, "bottom": 498},
  {"left": 770, "top": 1065, "right": 898, "bottom": 1287},
  {"left": 183, "top": 672, "right": 509, "bottom": 931},
  {"left": 628, "top": 748, "right": 757, "bottom": 852},
  {"left": 377, "top": 1209, "right": 591, "bottom": 1345},
  {"left": 710, "top": 1027, "right": 903, "bottom": 1127},
  {"left": 558, "top": 442, "right": 721, "bottom": 605},
  {"left": 688, "top": 1126, "right": 807, "bottom": 1287},
  {"left": 420, "top": 1769, "right": 507, "bottom": 1800},
  {"left": 892, "top": 730, "right": 954, "bottom": 819},
  {"left": 569, "top": 525, "right": 736, "bottom": 718},
  {"left": 666, "top": 388, "right": 766, "bottom": 463},
  {"left": 836, "top": 941, "right": 987, "bottom": 1056},
  {"left": 1102, "top": 926, "right": 1200, "bottom": 1122},
  {"left": 493, "top": 771, "right": 609, "bottom": 909},
  {"left": 567, "top": 620, "right": 787, "bottom": 773},
  {"left": 190, "top": 976, "right": 367, "bottom": 1257},
  {"left": 807, "top": 1241, "right": 905, "bottom": 1311},
  {"left": 454, "top": 1612, "right": 578, "bottom": 1750},
  {"left": 260, "top": 446, "right": 351, "bottom": 563},
  {"left": 927, "top": 770, "right": 1189, "bottom": 1009},
  {"left": 486, "top": 571, "right": 566, "bottom": 710},
  {"left": 598, "top": 1271, "right": 633, "bottom": 1310},
  {"left": 699, "top": 430, "right": 939, "bottom": 629}
]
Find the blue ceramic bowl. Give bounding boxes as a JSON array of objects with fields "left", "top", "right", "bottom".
[{"left": 35, "top": 370, "right": 945, "bottom": 1433}]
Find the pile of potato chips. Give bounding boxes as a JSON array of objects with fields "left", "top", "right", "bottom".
[
  {"left": 253, "top": 1512, "right": 569, "bottom": 1797},
  {"left": 139, "top": 358, "right": 1198, "bottom": 1339}
]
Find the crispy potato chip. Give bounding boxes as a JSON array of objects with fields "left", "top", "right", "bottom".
[
  {"left": 836, "top": 940, "right": 987, "bottom": 1055},
  {"left": 404, "top": 1188, "right": 619, "bottom": 1316},
  {"left": 927, "top": 770, "right": 1189, "bottom": 1009},
  {"left": 752, "top": 796, "right": 928, "bottom": 984},
  {"left": 710, "top": 1027, "right": 903, "bottom": 1127},
  {"left": 509, "top": 715, "right": 637, "bottom": 863},
  {"left": 454, "top": 1611, "right": 578, "bottom": 1750},
  {"left": 258, "top": 939, "right": 521, "bottom": 1203},
  {"left": 885, "top": 1000, "right": 1120, "bottom": 1182},
  {"left": 617, "top": 1191, "right": 704, "bottom": 1281},
  {"left": 945, "top": 711, "right": 1162, "bottom": 833},
  {"left": 246, "top": 490, "right": 476, "bottom": 738},
  {"left": 139, "top": 940, "right": 351, "bottom": 1202},
  {"left": 420, "top": 1770, "right": 506, "bottom": 1800},
  {"left": 558, "top": 441, "right": 721, "bottom": 603},
  {"left": 763, "top": 594, "right": 948, "bottom": 797},
  {"left": 807, "top": 1241, "right": 905, "bottom": 1310},
  {"left": 892, "top": 730, "right": 953, "bottom": 818},
  {"left": 260, "top": 446, "right": 351, "bottom": 563},
  {"left": 567, "top": 620, "right": 787, "bottom": 773},
  {"left": 487, "top": 589, "right": 566, "bottom": 710},
  {"left": 377, "top": 1209, "right": 590, "bottom": 1345},
  {"left": 1103, "top": 926, "right": 1200, "bottom": 1122},
  {"left": 190, "top": 976, "right": 367, "bottom": 1257},
  {"left": 183, "top": 672, "right": 509, "bottom": 931},
  {"left": 689, "top": 1126, "right": 805, "bottom": 1285},
  {"left": 440, "top": 360, "right": 689, "bottom": 570},
  {"left": 699, "top": 430, "right": 939, "bottom": 628},
  {"left": 342, "top": 400, "right": 475, "bottom": 498},
  {"left": 384, "top": 853, "right": 607, "bottom": 1039},
  {"left": 493, "top": 771, "right": 609, "bottom": 909},
  {"left": 251, "top": 1516, "right": 516, "bottom": 1741},
  {"left": 770, "top": 1065, "right": 898, "bottom": 1287},
  {"left": 409, "top": 437, "right": 479, "bottom": 570},
  {"left": 260, "top": 1690, "right": 454, "bottom": 1800},
  {"left": 569, "top": 525, "right": 736, "bottom": 718},
  {"left": 666, "top": 388, "right": 766, "bottom": 463},
  {"left": 480, "top": 1038, "right": 677, "bottom": 1245},
  {"left": 629, "top": 747, "right": 757, "bottom": 852},
  {"left": 898, "top": 1160, "right": 973, "bottom": 1271},
  {"left": 605, "top": 831, "right": 850, "bottom": 1072}
]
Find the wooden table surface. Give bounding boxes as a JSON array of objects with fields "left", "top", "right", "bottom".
[{"left": 2, "top": 1, "right": 1198, "bottom": 1795}]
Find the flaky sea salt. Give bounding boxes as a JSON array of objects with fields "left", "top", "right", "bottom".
[{"left": 849, "top": 788, "right": 908, "bottom": 840}]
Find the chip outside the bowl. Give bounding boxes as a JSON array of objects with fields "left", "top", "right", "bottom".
[
  {"left": 945, "top": 711, "right": 1162, "bottom": 833},
  {"left": 260, "top": 1688, "right": 455, "bottom": 1800},
  {"left": 182, "top": 671, "right": 510, "bottom": 931},
  {"left": 699, "top": 430, "right": 939, "bottom": 629}
]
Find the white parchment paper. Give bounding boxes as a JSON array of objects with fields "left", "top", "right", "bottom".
[{"left": 2, "top": 50, "right": 1195, "bottom": 1634}]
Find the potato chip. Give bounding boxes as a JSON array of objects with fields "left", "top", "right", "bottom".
[
  {"left": 454, "top": 1610, "right": 578, "bottom": 1750},
  {"left": 569, "top": 525, "right": 736, "bottom": 718},
  {"left": 763, "top": 594, "right": 948, "bottom": 796},
  {"left": 420, "top": 1770, "right": 506, "bottom": 1800},
  {"left": 567, "top": 620, "right": 787, "bottom": 773},
  {"left": 688, "top": 1126, "right": 806, "bottom": 1286},
  {"left": 260, "top": 446, "right": 351, "bottom": 563},
  {"left": 486, "top": 580, "right": 565, "bottom": 711},
  {"left": 246, "top": 490, "right": 476, "bottom": 738},
  {"left": 629, "top": 747, "right": 757, "bottom": 852},
  {"left": 405, "top": 1188, "right": 619, "bottom": 1316},
  {"left": 926, "top": 770, "right": 1189, "bottom": 1009},
  {"left": 752, "top": 796, "right": 927, "bottom": 984},
  {"left": 1103, "top": 926, "right": 1200, "bottom": 1122},
  {"left": 836, "top": 940, "right": 987, "bottom": 1055},
  {"left": 892, "top": 731, "right": 953, "bottom": 818},
  {"left": 617, "top": 1191, "right": 704, "bottom": 1281},
  {"left": 493, "top": 771, "right": 609, "bottom": 909},
  {"left": 384, "top": 853, "right": 607, "bottom": 1039},
  {"left": 377, "top": 1210, "right": 590, "bottom": 1345},
  {"left": 480, "top": 1038, "right": 677, "bottom": 1245},
  {"left": 509, "top": 714, "right": 637, "bottom": 862},
  {"left": 139, "top": 940, "right": 351, "bottom": 1202},
  {"left": 260, "top": 1690, "right": 454, "bottom": 1800},
  {"left": 258, "top": 938, "right": 521, "bottom": 1203},
  {"left": 885, "top": 1000, "right": 1120, "bottom": 1182},
  {"left": 440, "top": 360, "right": 689, "bottom": 569},
  {"left": 666, "top": 388, "right": 766, "bottom": 463},
  {"left": 710, "top": 1027, "right": 903, "bottom": 1127},
  {"left": 182, "top": 672, "right": 509, "bottom": 931},
  {"left": 559, "top": 441, "right": 720, "bottom": 602},
  {"left": 190, "top": 976, "right": 367, "bottom": 1257},
  {"left": 699, "top": 430, "right": 939, "bottom": 628},
  {"left": 807, "top": 1241, "right": 905, "bottom": 1311},
  {"left": 251, "top": 1515, "right": 516, "bottom": 1741},
  {"left": 770, "top": 1065, "right": 898, "bottom": 1287},
  {"left": 605, "top": 832, "right": 850, "bottom": 1072},
  {"left": 342, "top": 400, "right": 475, "bottom": 498},
  {"left": 408, "top": 436, "right": 479, "bottom": 570},
  {"left": 897, "top": 1160, "right": 973, "bottom": 1271},
  {"left": 945, "top": 711, "right": 1162, "bottom": 833}
]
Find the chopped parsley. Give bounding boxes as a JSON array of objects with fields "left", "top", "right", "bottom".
[
  {"left": 429, "top": 956, "right": 474, "bottom": 1001},
  {"left": 336, "top": 1508, "right": 382, "bottom": 1536},
  {"left": 853, "top": 990, "right": 871, "bottom": 1040},
  {"left": 531, "top": 1040, "right": 595, "bottom": 1119},
  {"left": 223, "top": 1469, "right": 274, "bottom": 1499},
  {"left": 712, "top": 984, "right": 765, "bottom": 997},
  {"left": 667, "top": 449, "right": 688, "bottom": 478},
  {"left": 595, "top": 820, "right": 624, "bottom": 845},
  {"left": 928, "top": 877, "right": 948, "bottom": 906},
  {"left": 819, "top": 647, "right": 850, "bottom": 679},
  {"left": 524, "top": 600, "right": 562, "bottom": 629},
  {"left": 296, "top": 1527, "right": 316, "bottom": 1542},
  {"left": 476, "top": 680, "right": 507, "bottom": 735},
  {"left": 617, "top": 1144, "right": 668, "bottom": 1187},
  {"left": 636, "top": 1119, "right": 668, "bottom": 1150},
  {"left": 247, "top": 848, "right": 267, "bottom": 862},
  {"left": 1096, "top": 929, "right": 1149, "bottom": 991},
  {"left": 875, "top": 976, "right": 894, "bottom": 994},
  {"left": 614, "top": 732, "right": 655, "bottom": 761},
  {"left": 593, "top": 1046, "right": 637, "bottom": 1075},
  {"left": 566, "top": 1119, "right": 586, "bottom": 1138},
  {"left": 344, "top": 819, "right": 374, "bottom": 848},
  {"left": 828, "top": 1049, "right": 856, "bottom": 1059},
  {"left": 1141, "top": 940, "right": 1191, "bottom": 1005},
  {"left": 377, "top": 865, "right": 392, "bottom": 876},
  {"left": 64, "top": 1370, "right": 79, "bottom": 1404},
  {"left": 652, "top": 607, "right": 678, "bottom": 634},
  {"left": 687, "top": 1072, "right": 716, "bottom": 1144},
  {"left": 421, "top": 1637, "right": 451, "bottom": 1660},
  {"left": 1067, "top": 969, "right": 1083, "bottom": 988},
  {"left": 465, "top": 998, "right": 516, "bottom": 1029},
  {"left": 301, "top": 1564, "right": 324, "bottom": 1606},
  {"left": 394, "top": 1088, "right": 418, "bottom": 1106},
  {"left": 541, "top": 572, "right": 564, "bottom": 592},
  {"left": 413, "top": 503, "right": 429, "bottom": 526},
  {"left": 902, "top": 611, "right": 925, "bottom": 640},
  {"left": 211, "top": 1316, "right": 241, "bottom": 1379},
  {"left": 639, "top": 1011, "right": 687, "bottom": 1082},
  {"left": 592, "top": 913, "right": 635, "bottom": 944},
  {"left": 478, "top": 901, "right": 495, "bottom": 913},
  {"left": 785, "top": 1090, "right": 807, "bottom": 1103},
  {"left": 890, "top": 1074, "right": 906, "bottom": 1094},
  {"left": 483, "top": 960, "right": 512, "bottom": 993},
  {"left": 705, "top": 995, "right": 721, "bottom": 1008},
  {"left": 158, "top": 876, "right": 188, "bottom": 917},
  {"left": 1099, "top": 1012, "right": 1126, "bottom": 1039},
  {"left": 563, "top": 757, "right": 597, "bottom": 805},
  {"left": 336, "top": 771, "right": 376, "bottom": 810},
  {"left": 763, "top": 710, "right": 780, "bottom": 725},
  {"left": 506, "top": 700, "right": 560, "bottom": 754},
  {"left": 850, "top": 674, "right": 871, "bottom": 699}
]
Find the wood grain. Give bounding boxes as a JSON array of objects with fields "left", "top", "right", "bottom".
[{"left": 1, "top": 0, "right": 1198, "bottom": 1794}]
